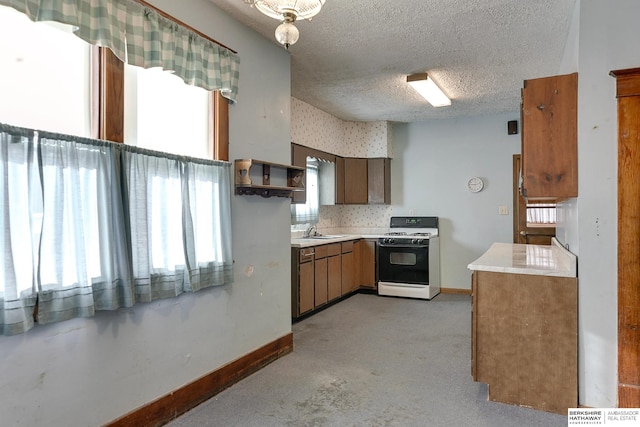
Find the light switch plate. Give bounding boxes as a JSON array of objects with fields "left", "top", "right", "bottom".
[{"left": 498, "top": 205, "right": 509, "bottom": 215}]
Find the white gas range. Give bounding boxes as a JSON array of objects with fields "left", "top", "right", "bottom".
[{"left": 377, "top": 216, "right": 441, "bottom": 300}]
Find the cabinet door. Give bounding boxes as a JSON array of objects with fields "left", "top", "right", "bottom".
[
  {"left": 474, "top": 271, "right": 577, "bottom": 414},
  {"left": 358, "top": 239, "right": 376, "bottom": 289},
  {"left": 341, "top": 251, "right": 355, "bottom": 294},
  {"left": 335, "top": 156, "right": 345, "bottom": 204},
  {"left": 327, "top": 255, "right": 342, "bottom": 301},
  {"left": 291, "top": 144, "right": 308, "bottom": 204},
  {"left": 368, "top": 158, "right": 390, "bottom": 204},
  {"left": 299, "top": 260, "right": 315, "bottom": 315},
  {"left": 314, "top": 257, "right": 328, "bottom": 307},
  {"left": 521, "top": 73, "right": 577, "bottom": 199},
  {"left": 344, "top": 158, "right": 368, "bottom": 204}
]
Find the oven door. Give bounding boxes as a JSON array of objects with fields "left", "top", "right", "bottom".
[{"left": 378, "top": 243, "right": 429, "bottom": 285}]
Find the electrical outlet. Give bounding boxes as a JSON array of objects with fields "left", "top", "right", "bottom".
[
  {"left": 498, "top": 205, "right": 509, "bottom": 215},
  {"left": 409, "top": 209, "right": 415, "bottom": 215}
]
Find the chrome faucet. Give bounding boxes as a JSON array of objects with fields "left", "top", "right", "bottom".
[{"left": 304, "top": 224, "right": 317, "bottom": 238}]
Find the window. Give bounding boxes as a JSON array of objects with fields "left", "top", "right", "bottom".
[
  {"left": 124, "top": 64, "right": 212, "bottom": 159},
  {"left": 0, "top": 2, "right": 235, "bottom": 335},
  {"left": 526, "top": 203, "right": 557, "bottom": 227},
  {"left": 1, "top": 125, "right": 233, "bottom": 334},
  {"left": 0, "top": 6, "right": 91, "bottom": 137},
  {"left": 291, "top": 157, "right": 320, "bottom": 225}
]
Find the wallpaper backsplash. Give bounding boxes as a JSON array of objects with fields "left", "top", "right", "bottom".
[
  {"left": 317, "top": 205, "right": 394, "bottom": 232},
  {"left": 291, "top": 97, "right": 394, "bottom": 230}
]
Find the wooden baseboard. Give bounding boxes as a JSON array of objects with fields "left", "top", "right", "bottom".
[
  {"left": 105, "top": 333, "right": 294, "bottom": 427},
  {"left": 441, "top": 287, "right": 472, "bottom": 295}
]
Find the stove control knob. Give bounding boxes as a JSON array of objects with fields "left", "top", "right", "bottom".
[
  {"left": 385, "top": 238, "right": 394, "bottom": 244},
  {"left": 411, "top": 238, "right": 418, "bottom": 244}
]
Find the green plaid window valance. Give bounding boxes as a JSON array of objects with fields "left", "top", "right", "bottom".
[{"left": 0, "top": 0, "right": 240, "bottom": 102}]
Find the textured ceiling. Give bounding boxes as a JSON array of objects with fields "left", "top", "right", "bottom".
[{"left": 207, "top": 0, "right": 577, "bottom": 123}]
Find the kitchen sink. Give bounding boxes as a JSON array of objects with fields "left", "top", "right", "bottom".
[{"left": 310, "top": 234, "right": 347, "bottom": 239}]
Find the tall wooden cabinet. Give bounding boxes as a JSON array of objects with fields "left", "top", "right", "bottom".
[
  {"left": 611, "top": 68, "right": 640, "bottom": 408},
  {"left": 521, "top": 72, "right": 578, "bottom": 200}
]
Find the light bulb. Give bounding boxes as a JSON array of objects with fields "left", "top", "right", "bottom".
[{"left": 275, "top": 21, "right": 299, "bottom": 49}]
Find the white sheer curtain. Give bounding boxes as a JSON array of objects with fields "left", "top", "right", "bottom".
[
  {"left": 36, "top": 134, "right": 128, "bottom": 323},
  {"left": 0, "top": 126, "right": 38, "bottom": 335},
  {"left": 0, "top": 123, "right": 233, "bottom": 335},
  {"left": 182, "top": 162, "right": 233, "bottom": 292}
]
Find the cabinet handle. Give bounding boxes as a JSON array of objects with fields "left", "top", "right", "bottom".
[{"left": 537, "top": 104, "right": 545, "bottom": 111}]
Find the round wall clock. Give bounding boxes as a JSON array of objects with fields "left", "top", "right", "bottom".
[{"left": 467, "top": 177, "right": 484, "bottom": 193}]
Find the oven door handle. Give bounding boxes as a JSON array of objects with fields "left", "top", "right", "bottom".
[{"left": 378, "top": 243, "right": 429, "bottom": 249}]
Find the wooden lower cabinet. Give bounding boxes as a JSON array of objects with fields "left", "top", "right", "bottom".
[
  {"left": 293, "top": 239, "right": 376, "bottom": 319},
  {"left": 327, "top": 255, "right": 342, "bottom": 301},
  {"left": 341, "top": 241, "right": 357, "bottom": 295},
  {"left": 356, "top": 239, "right": 376, "bottom": 289},
  {"left": 291, "top": 248, "right": 315, "bottom": 317},
  {"left": 471, "top": 270, "right": 578, "bottom": 414},
  {"left": 314, "top": 257, "right": 328, "bottom": 307}
]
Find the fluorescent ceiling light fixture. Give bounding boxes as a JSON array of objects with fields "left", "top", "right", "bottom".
[{"left": 407, "top": 73, "right": 451, "bottom": 107}]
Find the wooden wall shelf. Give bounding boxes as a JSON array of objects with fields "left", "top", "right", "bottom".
[{"left": 234, "top": 159, "right": 305, "bottom": 198}]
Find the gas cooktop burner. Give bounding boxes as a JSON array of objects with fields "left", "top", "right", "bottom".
[{"left": 384, "top": 232, "right": 432, "bottom": 237}]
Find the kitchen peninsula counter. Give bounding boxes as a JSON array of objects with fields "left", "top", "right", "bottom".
[
  {"left": 468, "top": 238, "right": 578, "bottom": 415},
  {"left": 467, "top": 239, "right": 576, "bottom": 277}
]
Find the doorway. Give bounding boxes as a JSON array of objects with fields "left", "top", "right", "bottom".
[{"left": 512, "top": 155, "right": 555, "bottom": 245}]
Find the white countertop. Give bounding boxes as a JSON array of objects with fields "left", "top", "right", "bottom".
[
  {"left": 467, "top": 239, "right": 577, "bottom": 278},
  {"left": 291, "top": 232, "right": 440, "bottom": 248},
  {"left": 291, "top": 235, "right": 362, "bottom": 247}
]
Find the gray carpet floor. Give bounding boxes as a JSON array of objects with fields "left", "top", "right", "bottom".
[{"left": 167, "top": 293, "right": 567, "bottom": 427}]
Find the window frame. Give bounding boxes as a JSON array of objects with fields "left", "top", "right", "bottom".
[{"left": 91, "top": 4, "right": 230, "bottom": 161}]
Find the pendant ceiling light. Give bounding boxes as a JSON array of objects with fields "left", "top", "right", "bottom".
[{"left": 244, "top": 0, "right": 326, "bottom": 49}]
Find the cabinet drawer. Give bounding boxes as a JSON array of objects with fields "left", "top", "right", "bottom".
[
  {"left": 341, "top": 241, "right": 354, "bottom": 253},
  {"left": 315, "top": 245, "right": 328, "bottom": 259},
  {"left": 327, "top": 243, "right": 341, "bottom": 257},
  {"left": 299, "top": 248, "right": 314, "bottom": 263}
]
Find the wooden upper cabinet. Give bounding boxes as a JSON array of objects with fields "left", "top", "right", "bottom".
[
  {"left": 335, "top": 156, "right": 345, "bottom": 204},
  {"left": 291, "top": 144, "right": 390, "bottom": 205},
  {"left": 344, "top": 158, "right": 368, "bottom": 204},
  {"left": 521, "top": 72, "right": 578, "bottom": 200},
  {"left": 291, "top": 143, "right": 308, "bottom": 204},
  {"left": 368, "top": 158, "right": 391, "bottom": 204}
]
